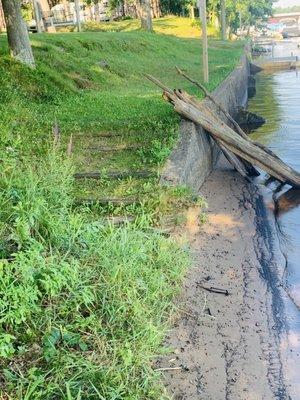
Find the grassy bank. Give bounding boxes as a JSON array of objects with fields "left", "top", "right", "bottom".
[
  {"left": 0, "top": 21, "right": 243, "bottom": 216},
  {"left": 81, "top": 16, "right": 219, "bottom": 38},
  {"left": 0, "top": 18, "right": 243, "bottom": 399},
  {"left": 0, "top": 17, "right": 244, "bottom": 156},
  {"left": 0, "top": 151, "right": 188, "bottom": 399}
]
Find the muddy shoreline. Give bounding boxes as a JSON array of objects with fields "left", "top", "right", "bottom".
[{"left": 157, "top": 157, "right": 293, "bottom": 399}]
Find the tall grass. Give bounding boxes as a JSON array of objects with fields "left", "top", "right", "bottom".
[{"left": 0, "top": 147, "right": 188, "bottom": 399}]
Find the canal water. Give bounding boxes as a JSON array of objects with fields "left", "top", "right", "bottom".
[{"left": 248, "top": 68, "right": 300, "bottom": 397}]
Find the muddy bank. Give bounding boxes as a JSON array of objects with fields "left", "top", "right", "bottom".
[{"left": 157, "top": 156, "right": 293, "bottom": 399}]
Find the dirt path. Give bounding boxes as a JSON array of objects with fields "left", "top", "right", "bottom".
[{"left": 157, "top": 158, "right": 291, "bottom": 399}]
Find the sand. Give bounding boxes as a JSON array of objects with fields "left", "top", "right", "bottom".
[{"left": 157, "top": 157, "right": 292, "bottom": 399}]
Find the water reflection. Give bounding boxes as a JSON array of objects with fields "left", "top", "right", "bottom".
[{"left": 275, "top": 188, "right": 300, "bottom": 217}]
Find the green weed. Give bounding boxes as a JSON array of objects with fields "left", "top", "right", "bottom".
[{"left": 0, "top": 149, "right": 188, "bottom": 399}]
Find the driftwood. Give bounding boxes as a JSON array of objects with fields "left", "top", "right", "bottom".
[
  {"left": 175, "top": 68, "right": 283, "bottom": 164},
  {"left": 146, "top": 75, "right": 300, "bottom": 189},
  {"left": 175, "top": 67, "right": 284, "bottom": 178},
  {"left": 147, "top": 73, "right": 257, "bottom": 179}
]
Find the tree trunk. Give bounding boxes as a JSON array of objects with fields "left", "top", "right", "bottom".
[
  {"left": 220, "top": 0, "right": 226, "bottom": 40},
  {"left": 0, "top": 0, "right": 6, "bottom": 32},
  {"left": 33, "top": 0, "right": 43, "bottom": 33},
  {"left": 156, "top": 0, "right": 161, "bottom": 17},
  {"left": 152, "top": 0, "right": 161, "bottom": 18},
  {"left": 37, "top": 0, "right": 56, "bottom": 32},
  {"left": 189, "top": 4, "right": 195, "bottom": 20},
  {"left": 2, "top": 0, "right": 35, "bottom": 68},
  {"left": 74, "top": 0, "right": 81, "bottom": 31},
  {"left": 95, "top": 2, "right": 101, "bottom": 22},
  {"left": 140, "top": 0, "right": 152, "bottom": 31}
]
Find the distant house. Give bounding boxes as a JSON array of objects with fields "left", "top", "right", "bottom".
[
  {"left": 268, "top": 12, "right": 300, "bottom": 37},
  {"left": 27, "top": 0, "right": 111, "bottom": 32},
  {"left": 269, "top": 12, "right": 300, "bottom": 25},
  {"left": 50, "top": 1, "right": 110, "bottom": 24}
]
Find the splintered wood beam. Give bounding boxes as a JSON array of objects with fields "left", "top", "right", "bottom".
[
  {"left": 175, "top": 67, "right": 281, "bottom": 163},
  {"left": 145, "top": 74, "right": 300, "bottom": 188}
]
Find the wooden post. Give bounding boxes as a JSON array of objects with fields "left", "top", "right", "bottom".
[
  {"left": 221, "top": 0, "right": 226, "bottom": 40},
  {"left": 74, "top": 0, "right": 81, "bottom": 32},
  {"left": 33, "top": 0, "right": 43, "bottom": 33},
  {"left": 199, "top": 0, "right": 209, "bottom": 83}
]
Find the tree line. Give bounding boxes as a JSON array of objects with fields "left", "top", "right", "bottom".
[{"left": 1, "top": 0, "right": 276, "bottom": 69}]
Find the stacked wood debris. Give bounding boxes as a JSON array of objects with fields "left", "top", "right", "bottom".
[{"left": 146, "top": 70, "right": 300, "bottom": 189}]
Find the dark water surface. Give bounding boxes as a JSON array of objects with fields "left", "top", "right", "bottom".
[{"left": 248, "top": 69, "right": 300, "bottom": 397}]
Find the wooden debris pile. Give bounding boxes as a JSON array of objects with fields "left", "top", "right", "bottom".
[{"left": 146, "top": 70, "right": 300, "bottom": 189}]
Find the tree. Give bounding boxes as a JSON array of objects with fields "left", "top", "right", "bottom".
[
  {"left": 233, "top": 0, "right": 274, "bottom": 31},
  {"left": 160, "top": 0, "right": 275, "bottom": 33},
  {"left": 140, "top": 0, "right": 152, "bottom": 31},
  {"left": 2, "top": 0, "right": 35, "bottom": 67},
  {"left": 160, "top": 0, "right": 190, "bottom": 15},
  {"left": 37, "top": 0, "right": 56, "bottom": 32},
  {"left": 152, "top": 0, "right": 161, "bottom": 18},
  {"left": 0, "top": 0, "right": 6, "bottom": 33},
  {"left": 220, "top": 0, "right": 226, "bottom": 39}
]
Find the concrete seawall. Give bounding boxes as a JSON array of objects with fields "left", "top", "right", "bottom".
[{"left": 160, "top": 55, "right": 250, "bottom": 192}]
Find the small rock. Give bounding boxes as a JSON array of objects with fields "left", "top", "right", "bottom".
[{"left": 97, "top": 59, "right": 110, "bottom": 69}]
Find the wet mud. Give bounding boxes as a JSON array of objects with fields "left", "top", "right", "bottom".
[{"left": 157, "top": 158, "right": 292, "bottom": 399}]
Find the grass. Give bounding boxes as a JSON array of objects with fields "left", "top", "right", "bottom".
[
  {"left": 0, "top": 150, "right": 188, "bottom": 399},
  {"left": 0, "top": 17, "right": 244, "bottom": 399},
  {"left": 0, "top": 17, "right": 244, "bottom": 157},
  {"left": 0, "top": 19, "right": 243, "bottom": 217},
  {"left": 82, "top": 16, "right": 219, "bottom": 38}
]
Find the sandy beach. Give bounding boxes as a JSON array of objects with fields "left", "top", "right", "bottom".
[{"left": 157, "top": 156, "right": 292, "bottom": 399}]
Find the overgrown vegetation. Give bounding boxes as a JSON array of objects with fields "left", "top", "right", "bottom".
[
  {"left": 0, "top": 18, "right": 244, "bottom": 398},
  {"left": 0, "top": 149, "right": 188, "bottom": 399}
]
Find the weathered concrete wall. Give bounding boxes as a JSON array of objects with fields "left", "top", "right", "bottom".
[{"left": 160, "top": 55, "right": 250, "bottom": 192}]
